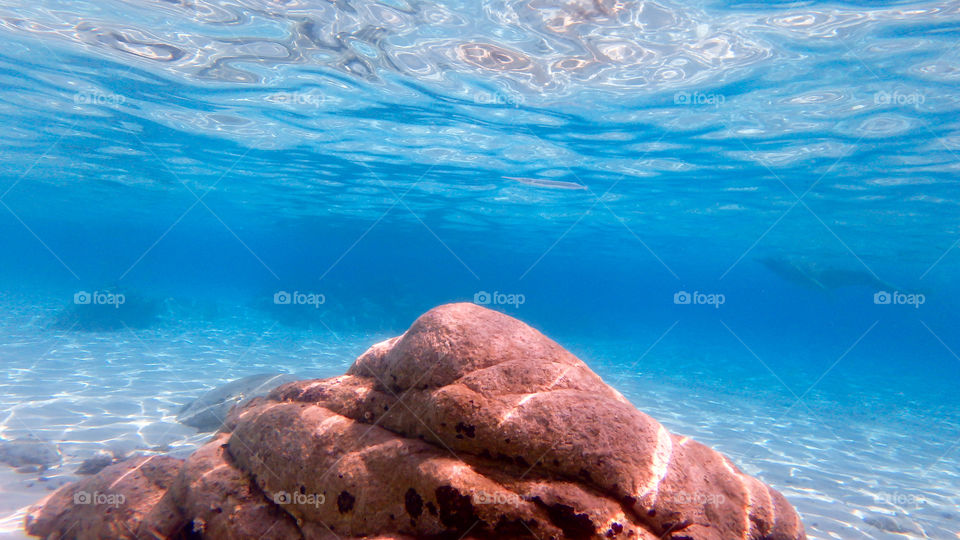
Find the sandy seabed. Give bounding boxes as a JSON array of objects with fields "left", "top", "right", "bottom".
[{"left": 0, "top": 302, "right": 957, "bottom": 540}]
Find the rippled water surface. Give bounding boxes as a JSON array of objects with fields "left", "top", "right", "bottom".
[{"left": 1, "top": 0, "right": 959, "bottom": 539}]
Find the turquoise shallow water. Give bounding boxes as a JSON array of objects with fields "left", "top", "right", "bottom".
[{"left": 0, "top": 0, "right": 959, "bottom": 538}]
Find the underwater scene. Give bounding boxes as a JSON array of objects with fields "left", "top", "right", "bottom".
[{"left": 0, "top": 0, "right": 959, "bottom": 538}]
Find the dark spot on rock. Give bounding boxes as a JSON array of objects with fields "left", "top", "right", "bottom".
[
  {"left": 505, "top": 438, "right": 511, "bottom": 443},
  {"left": 479, "top": 449, "right": 493, "bottom": 459},
  {"left": 299, "top": 486, "right": 306, "bottom": 495},
  {"left": 405, "top": 488, "right": 423, "bottom": 519},
  {"left": 494, "top": 516, "right": 532, "bottom": 536},
  {"left": 434, "top": 486, "right": 478, "bottom": 531},
  {"left": 455, "top": 434, "right": 464, "bottom": 440},
  {"left": 543, "top": 502, "right": 594, "bottom": 539},
  {"left": 426, "top": 501, "right": 437, "bottom": 516},
  {"left": 383, "top": 405, "right": 389, "bottom": 411},
  {"left": 552, "top": 459, "right": 560, "bottom": 466},
  {"left": 440, "top": 422, "right": 447, "bottom": 428},
  {"left": 454, "top": 422, "right": 476, "bottom": 438},
  {"left": 514, "top": 455, "right": 530, "bottom": 468},
  {"left": 337, "top": 491, "right": 355, "bottom": 513},
  {"left": 606, "top": 521, "right": 623, "bottom": 537},
  {"left": 174, "top": 521, "right": 204, "bottom": 539},
  {"left": 578, "top": 468, "right": 592, "bottom": 481}
]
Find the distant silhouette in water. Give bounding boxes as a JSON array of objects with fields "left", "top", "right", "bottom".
[
  {"left": 177, "top": 373, "right": 297, "bottom": 432},
  {"left": 759, "top": 256, "right": 896, "bottom": 291},
  {"left": 252, "top": 280, "right": 421, "bottom": 333},
  {"left": 49, "top": 288, "right": 165, "bottom": 331},
  {"left": 504, "top": 176, "right": 586, "bottom": 190}
]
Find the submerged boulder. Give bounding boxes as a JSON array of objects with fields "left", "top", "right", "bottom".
[
  {"left": 75, "top": 449, "right": 133, "bottom": 476},
  {"left": 25, "top": 456, "right": 181, "bottom": 538},
  {"left": 26, "top": 303, "right": 806, "bottom": 539},
  {"left": 0, "top": 437, "right": 61, "bottom": 471},
  {"left": 176, "top": 372, "right": 297, "bottom": 431}
]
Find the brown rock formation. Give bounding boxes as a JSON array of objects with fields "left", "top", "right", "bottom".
[{"left": 26, "top": 303, "right": 806, "bottom": 540}]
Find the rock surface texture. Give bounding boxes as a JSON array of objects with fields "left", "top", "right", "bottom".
[{"left": 26, "top": 303, "right": 806, "bottom": 540}]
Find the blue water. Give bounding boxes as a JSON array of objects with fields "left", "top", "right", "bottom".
[{"left": 1, "top": 0, "right": 959, "bottom": 538}]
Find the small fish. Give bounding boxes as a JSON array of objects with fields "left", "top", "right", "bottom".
[{"left": 503, "top": 176, "right": 586, "bottom": 190}]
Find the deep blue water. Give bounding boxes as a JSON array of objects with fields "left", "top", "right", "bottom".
[{"left": 1, "top": 0, "right": 959, "bottom": 538}]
